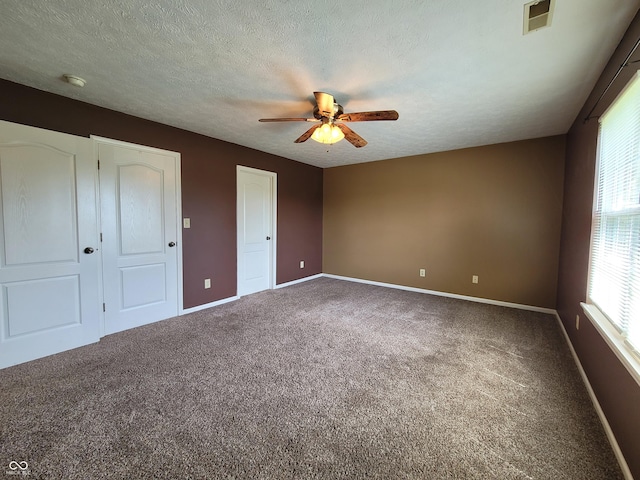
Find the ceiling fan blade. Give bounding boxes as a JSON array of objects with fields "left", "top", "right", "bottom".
[
  {"left": 336, "top": 124, "right": 368, "bottom": 148},
  {"left": 336, "top": 110, "right": 399, "bottom": 122},
  {"left": 314, "top": 92, "right": 335, "bottom": 117},
  {"left": 259, "top": 117, "right": 317, "bottom": 122},
  {"left": 294, "top": 124, "right": 321, "bottom": 143}
]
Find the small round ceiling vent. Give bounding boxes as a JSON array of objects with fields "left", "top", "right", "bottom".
[{"left": 63, "top": 74, "right": 86, "bottom": 87}]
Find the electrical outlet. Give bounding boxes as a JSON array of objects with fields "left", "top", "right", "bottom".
[
  {"left": 419, "top": 268, "right": 426, "bottom": 277},
  {"left": 183, "top": 218, "right": 191, "bottom": 229},
  {"left": 472, "top": 275, "right": 479, "bottom": 284},
  {"left": 576, "top": 315, "right": 580, "bottom": 330},
  {"left": 300, "top": 260, "right": 305, "bottom": 268},
  {"left": 204, "top": 278, "right": 211, "bottom": 289}
]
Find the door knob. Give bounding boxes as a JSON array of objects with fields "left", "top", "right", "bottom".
[
  {"left": 168, "top": 242, "right": 176, "bottom": 247},
  {"left": 83, "top": 247, "right": 95, "bottom": 254},
  {"left": 266, "top": 236, "right": 271, "bottom": 240}
]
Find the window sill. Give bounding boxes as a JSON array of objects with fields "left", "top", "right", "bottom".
[{"left": 581, "top": 302, "right": 640, "bottom": 388}]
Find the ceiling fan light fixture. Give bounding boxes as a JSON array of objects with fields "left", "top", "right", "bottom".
[{"left": 311, "top": 123, "right": 344, "bottom": 144}]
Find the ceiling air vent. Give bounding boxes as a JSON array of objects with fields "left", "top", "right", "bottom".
[{"left": 523, "top": 0, "right": 553, "bottom": 34}]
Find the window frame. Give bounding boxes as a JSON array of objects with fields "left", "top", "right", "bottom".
[{"left": 582, "top": 70, "right": 640, "bottom": 387}]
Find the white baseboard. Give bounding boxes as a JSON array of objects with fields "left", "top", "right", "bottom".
[
  {"left": 322, "top": 274, "right": 556, "bottom": 314},
  {"left": 554, "top": 313, "right": 633, "bottom": 480},
  {"left": 181, "top": 272, "right": 322, "bottom": 312},
  {"left": 275, "top": 273, "right": 323, "bottom": 289},
  {"left": 181, "top": 295, "right": 239, "bottom": 314},
  {"left": 182, "top": 273, "right": 324, "bottom": 313}
]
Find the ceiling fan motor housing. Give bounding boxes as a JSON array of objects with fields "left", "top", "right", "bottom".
[{"left": 314, "top": 103, "right": 343, "bottom": 120}]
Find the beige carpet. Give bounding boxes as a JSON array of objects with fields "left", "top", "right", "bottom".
[{"left": 0, "top": 278, "right": 622, "bottom": 479}]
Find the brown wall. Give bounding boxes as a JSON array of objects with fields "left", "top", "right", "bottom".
[
  {"left": 557, "top": 12, "right": 640, "bottom": 478},
  {"left": 0, "top": 79, "right": 323, "bottom": 309},
  {"left": 323, "top": 136, "right": 565, "bottom": 309}
]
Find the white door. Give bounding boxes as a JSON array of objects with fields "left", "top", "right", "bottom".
[
  {"left": 0, "top": 121, "right": 100, "bottom": 368},
  {"left": 98, "top": 140, "right": 180, "bottom": 335},
  {"left": 237, "top": 166, "right": 275, "bottom": 296}
]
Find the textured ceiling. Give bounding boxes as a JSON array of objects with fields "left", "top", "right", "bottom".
[{"left": 0, "top": 1, "right": 639, "bottom": 168}]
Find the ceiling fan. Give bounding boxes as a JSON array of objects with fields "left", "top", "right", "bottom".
[{"left": 259, "top": 92, "right": 399, "bottom": 148}]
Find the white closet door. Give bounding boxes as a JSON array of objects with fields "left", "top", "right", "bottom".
[
  {"left": 98, "top": 140, "right": 179, "bottom": 335},
  {"left": 237, "top": 166, "right": 275, "bottom": 296},
  {"left": 0, "top": 121, "right": 100, "bottom": 369}
]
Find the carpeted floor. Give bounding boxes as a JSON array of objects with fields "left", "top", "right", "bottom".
[{"left": 0, "top": 278, "right": 622, "bottom": 479}]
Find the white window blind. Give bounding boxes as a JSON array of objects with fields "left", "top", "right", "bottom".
[{"left": 589, "top": 71, "right": 640, "bottom": 356}]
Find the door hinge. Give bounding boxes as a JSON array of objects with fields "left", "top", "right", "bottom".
[
  {"left": 100, "top": 233, "right": 103, "bottom": 242},
  {"left": 102, "top": 303, "right": 106, "bottom": 312},
  {"left": 97, "top": 160, "right": 100, "bottom": 170}
]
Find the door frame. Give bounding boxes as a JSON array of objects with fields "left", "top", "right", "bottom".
[
  {"left": 236, "top": 165, "right": 277, "bottom": 296},
  {"left": 91, "top": 135, "right": 184, "bottom": 336}
]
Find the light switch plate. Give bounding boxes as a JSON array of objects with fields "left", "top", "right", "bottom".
[{"left": 183, "top": 218, "right": 191, "bottom": 228}]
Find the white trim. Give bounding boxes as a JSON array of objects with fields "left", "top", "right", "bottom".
[
  {"left": 90, "top": 137, "right": 106, "bottom": 338},
  {"left": 236, "top": 165, "right": 277, "bottom": 295},
  {"left": 554, "top": 312, "right": 633, "bottom": 480},
  {"left": 90, "top": 135, "right": 181, "bottom": 156},
  {"left": 275, "top": 274, "right": 323, "bottom": 289},
  {"left": 322, "top": 274, "right": 556, "bottom": 314},
  {"left": 581, "top": 303, "right": 640, "bottom": 388},
  {"left": 181, "top": 295, "right": 239, "bottom": 314},
  {"left": 584, "top": 70, "right": 640, "bottom": 388},
  {"left": 174, "top": 151, "right": 184, "bottom": 316}
]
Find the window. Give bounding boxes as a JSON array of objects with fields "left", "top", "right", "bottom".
[{"left": 583, "top": 71, "right": 640, "bottom": 381}]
